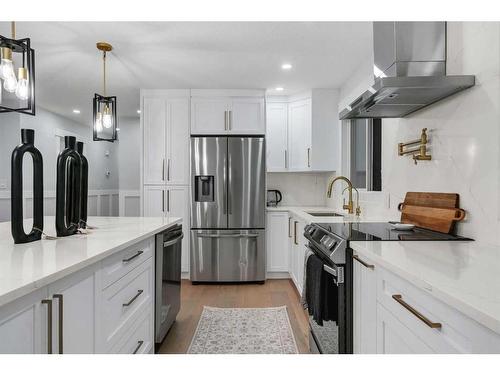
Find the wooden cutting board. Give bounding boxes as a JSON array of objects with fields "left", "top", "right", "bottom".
[{"left": 398, "top": 192, "right": 465, "bottom": 234}]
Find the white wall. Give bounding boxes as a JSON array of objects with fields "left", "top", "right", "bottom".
[
  {"left": 330, "top": 22, "right": 500, "bottom": 245},
  {"left": 0, "top": 107, "right": 120, "bottom": 222}
]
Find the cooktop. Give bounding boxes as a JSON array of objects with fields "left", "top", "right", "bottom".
[{"left": 314, "top": 222, "right": 472, "bottom": 241}]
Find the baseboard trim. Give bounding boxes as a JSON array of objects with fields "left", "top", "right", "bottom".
[{"left": 266, "top": 272, "right": 291, "bottom": 279}]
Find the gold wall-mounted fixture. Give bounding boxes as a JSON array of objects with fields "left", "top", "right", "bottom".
[{"left": 398, "top": 128, "right": 432, "bottom": 165}]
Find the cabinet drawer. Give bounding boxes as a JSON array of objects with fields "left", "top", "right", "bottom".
[
  {"left": 101, "top": 238, "right": 153, "bottom": 289},
  {"left": 110, "top": 308, "right": 153, "bottom": 354},
  {"left": 101, "top": 258, "right": 153, "bottom": 350},
  {"left": 377, "top": 267, "right": 500, "bottom": 353}
]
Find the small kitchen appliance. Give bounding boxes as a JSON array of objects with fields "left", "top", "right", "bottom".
[{"left": 266, "top": 189, "right": 282, "bottom": 207}]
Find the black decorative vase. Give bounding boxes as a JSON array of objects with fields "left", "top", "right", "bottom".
[
  {"left": 76, "top": 142, "right": 88, "bottom": 228},
  {"left": 56, "top": 136, "right": 82, "bottom": 237},
  {"left": 11, "top": 129, "right": 44, "bottom": 244}
]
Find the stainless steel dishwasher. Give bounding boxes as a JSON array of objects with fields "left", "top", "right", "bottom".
[{"left": 155, "top": 224, "right": 183, "bottom": 346}]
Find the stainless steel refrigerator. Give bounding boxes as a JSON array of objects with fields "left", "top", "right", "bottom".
[{"left": 190, "top": 136, "right": 266, "bottom": 282}]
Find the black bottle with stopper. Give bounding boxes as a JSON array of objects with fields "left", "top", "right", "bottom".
[
  {"left": 56, "top": 136, "right": 82, "bottom": 237},
  {"left": 76, "top": 141, "right": 88, "bottom": 228},
  {"left": 11, "top": 129, "right": 44, "bottom": 244}
]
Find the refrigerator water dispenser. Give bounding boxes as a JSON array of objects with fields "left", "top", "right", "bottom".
[{"left": 194, "top": 175, "right": 214, "bottom": 202}]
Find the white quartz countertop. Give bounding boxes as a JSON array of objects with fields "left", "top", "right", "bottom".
[
  {"left": 0, "top": 216, "right": 181, "bottom": 307},
  {"left": 266, "top": 205, "right": 397, "bottom": 224},
  {"left": 350, "top": 240, "right": 500, "bottom": 335}
]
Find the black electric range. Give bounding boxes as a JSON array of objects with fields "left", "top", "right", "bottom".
[{"left": 303, "top": 221, "right": 472, "bottom": 355}]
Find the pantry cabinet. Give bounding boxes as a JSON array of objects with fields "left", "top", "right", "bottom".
[
  {"left": 190, "top": 90, "right": 265, "bottom": 135},
  {"left": 142, "top": 91, "right": 190, "bottom": 186},
  {"left": 265, "top": 212, "right": 289, "bottom": 273},
  {"left": 265, "top": 89, "right": 339, "bottom": 172}
]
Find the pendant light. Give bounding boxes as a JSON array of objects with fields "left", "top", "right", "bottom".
[
  {"left": 93, "top": 42, "right": 117, "bottom": 142},
  {"left": 0, "top": 21, "right": 35, "bottom": 115}
]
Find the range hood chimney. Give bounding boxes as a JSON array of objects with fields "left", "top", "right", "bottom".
[{"left": 339, "top": 22, "right": 475, "bottom": 120}]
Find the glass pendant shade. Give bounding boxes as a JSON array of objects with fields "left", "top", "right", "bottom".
[
  {"left": 93, "top": 94, "right": 117, "bottom": 142},
  {"left": 0, "top": 26, "right": 36, "bottom": 115}
]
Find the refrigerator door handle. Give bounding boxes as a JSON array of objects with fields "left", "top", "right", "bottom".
[{"left": 227, "top": 154, "right": 232, "bottom": 215}]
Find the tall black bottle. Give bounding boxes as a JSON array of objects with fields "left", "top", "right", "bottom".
[
  {"left": 11, "top": 129, "right": 44, "bottom": 244},
  {"left": 76, "top": 141, "right": 88, "bottom": 228},
  {"left": 56, "top": 136, "right": 82, "bottom": 237}
]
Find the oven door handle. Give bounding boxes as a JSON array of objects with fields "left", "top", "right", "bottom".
[
  {"left": 323, "top": 264, "right": 337, "bottom": 277},
  {"left": 163, "top": 233, "right": 184, "bottom": 248},
  {"left": 305, "top": 244, "right": 344, "bottom": 285}
]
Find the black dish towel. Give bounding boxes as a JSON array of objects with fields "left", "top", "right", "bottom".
[{"left": 305, "top": 254, "right": 338, "bottom": 326}]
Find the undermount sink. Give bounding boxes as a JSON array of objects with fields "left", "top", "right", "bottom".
[{"left": 305, "top": 212, "right": 344, "bottom": 217}]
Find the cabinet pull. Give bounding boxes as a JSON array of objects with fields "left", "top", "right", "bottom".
[
  {"left": 284, "top": 150, "right": 287, "bottom": 168},
  {"left": 167, "top": 159, "right": 170, "bottom": 181},
  {"left": 123, "top": 290, "right": 144, "bottom": 307},
  {"left": 41, "top": 299, "right": 53, "bottom": 354},
  {"left": 352, "top": 255, "right": 375, "bottom": 269},
  {"left": 53, "top": 294, "right": 63, "bottom": 354},
  {"left": 122, "top": 250, "right": 144, "bottom": 263},
  {"left": 392, "top": 294, "right": 442, "bottom": 329},
  {"left": 294, "top": 221, "right": 298, "bottom": 245},
  {"left": 133, "top": 340, "right": 144, "bottom": 354},
  {"left": 162, "top": 190, "right": 165, "bottom": 212},
  {"left": 229, "top": 110, "right": 232, "bottom": 130},
  {"left": 288, "top": 217, "right": 292, "bottom": 238},
  {"left": 167, "top": 190, "right": 170, "bottom": 212},
  {"left": 162, "top": 158, "right": 165, "bottom": 181},
  {"left": 307, "top": 148, "right": 311, "bottom": 168},
  {"left": 224, "top": 110, "right": 227, "bottom": 130}
]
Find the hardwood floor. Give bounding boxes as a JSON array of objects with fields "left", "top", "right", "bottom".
[{"left": 157, "top": 279, "right": 310, "bottom": 354}]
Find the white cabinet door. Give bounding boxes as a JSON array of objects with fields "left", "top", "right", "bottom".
[
  {"left": 376, "top": 303, "right": 434, "bottom": 354},
  {"left": 143, "top": 185, "right": 166, "bottom": 217},
  {"left": 266, "top": 212, "right": 289, "bottom": 273},
  {"left": 48, "top": 267, "right": 97, "bottom": 354},
  {"left": 166, "top": 186, "right": 190, "bottom": 273},
  {"left": 288, "top": 99, "right": 312, "bottom": 170},
  {"left": 230, "top": 97, "right": 265, "bottom": 134},
  {"left": 143, "top": 97, "right": 166, "bottom": 185},
  {"left": 166, "top": 97, "right": 190, "bottom": 185},
  {"left": 0, "top": 288, "right": 47, "bottom": 354},
  {"left": 289, "top": 217, "right": 299, "bottom": 289},
  {"left": 353, "top": 254, "right": 377, "bottom": 354},
  {"left": 266, "top": 103, "right": 288, "bottom": 171},
  {"left": 190, "top": 97, "right": 228, "bottom": 134}
]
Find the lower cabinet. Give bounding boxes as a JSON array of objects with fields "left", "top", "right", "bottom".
[
  {"left": 0, "top": 237, "right": 156, "bottom": 354},
  {"left": 266, "top": 212, "right": 289, "bottom": 273},
  {"left": 287, "top": 214, "right": 307, "bottom": 296},
  {"left": 353, "top": 250, "right": 500, "bottom": 354}
]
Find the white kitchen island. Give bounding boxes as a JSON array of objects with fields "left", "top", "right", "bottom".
[{"left": 0, "top": 216, "right": 181, "bottom": 354}]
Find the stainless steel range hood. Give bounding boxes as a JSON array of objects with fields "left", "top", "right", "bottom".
[{"left": 339, "top": 22, "right": 475, "bottom": 120}]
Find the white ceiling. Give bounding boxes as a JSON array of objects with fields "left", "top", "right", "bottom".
[{"left": 0, "top": 22, "right": 372, "bottom": 124}]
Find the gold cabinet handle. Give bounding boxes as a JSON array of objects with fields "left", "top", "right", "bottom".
[
  {"left": 41, "top": 299, "right": 53, "bottom": 354},
  {"left": 352, "top": 255, "right": 375, "bottom": 269},
  {"left": 392, "top": 294, "right": 442, "bottom": 329},
  {"left": 123, "top": 289, "right": 144, "bottom": 307},
  {"left": 53, "top": 294, "right": 64, "bottom": 354},
  {"left": 122, "top": 250, "right": 143, "bottom": 263},
  {"left": 294, "top": 221, "right": 298, "bottom": 245},
  {"left": 133, "top": 340, "right": 144, "bottom": 354}
]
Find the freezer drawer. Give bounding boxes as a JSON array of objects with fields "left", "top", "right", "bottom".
[{"left": 190, "top": 229, "right": 266, "bottom": 282}]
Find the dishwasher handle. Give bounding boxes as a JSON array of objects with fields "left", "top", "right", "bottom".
[{"left": 163, "top": 233, "right": 184, "bottom": 248}]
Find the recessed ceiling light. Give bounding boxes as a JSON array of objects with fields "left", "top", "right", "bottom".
[
  {"left": 137, "top": 110, "right": 141, "bottom": 114},
  {"left": 275, "top": 87, "right": 284, "bottom": 91},
  {"left": 72, "top": 109, "right": 80, "bottom": 114},
  {"left": 281, "top": 63, "right": 292, "bottom": 70}
]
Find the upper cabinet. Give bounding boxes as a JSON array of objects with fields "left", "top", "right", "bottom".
[
  {"left": 141, "top": 90, "right": 190, "bottom": 185},
  {"left": 265, "top": 89, "right": 339, "bottom": 172},
  {"left": 190, "top": 89, "right": 265, "bottom": 135}
]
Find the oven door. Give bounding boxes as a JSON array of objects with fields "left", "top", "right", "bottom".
[{"left": 305, "top": 242, "right": 347, "bottom": 354}]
